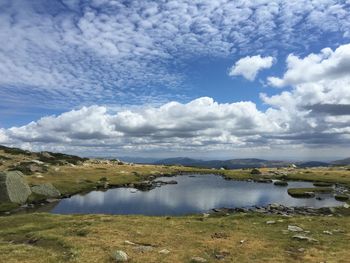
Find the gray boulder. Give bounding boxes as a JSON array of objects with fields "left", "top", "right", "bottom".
[
  {"left": 0, "top": 171, "right": 31, "bottom": 204},
  {"left": 31, "top": 183, "right": 61, "bottom": 198}
]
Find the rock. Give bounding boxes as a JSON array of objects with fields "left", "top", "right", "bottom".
[
  {"left": 0, "top": 171, "right": 31, "bottom": 204},
  {"left": 133, "top": 245, "right": 153, "bottom": 252},
  {"left": 288, "top": 225, "right": 304, "bottom": 232},
  {"left": 274, "top": 180, "right": 288, "bottom": 186},
  {"left": 124, "top": 240, "right": 136, "bottom": 245},
  {"left": 158, "top": 249, "right": 170, "bottom": 254},
  {"left": 191, "top": 257, "right": 207, "bottom": 263},
  {"left": 343, "top": 203, "right": 350, "bottom": 209},
  {"left": 292, "top": 235, "right": 318, "bottom": 242},
  {"left": 323, "top": 230, "right": 333, "bottom": 235},
  {"left": 31, "top": 183, "right": 61, "bottom": 198},
  {"left": 266, "top": 220, "right": 276, "bottom": 224},
  {"left": 113, "top": 250, "right": 128, "bottom": 262},
  {"left": 202, "top": 213, "right": 210, "bottom": 218}
]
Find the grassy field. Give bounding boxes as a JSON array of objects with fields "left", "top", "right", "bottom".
[
  {"left": 1, "top": 147, "right": 350, "bottom": 262},
  {"left": 0, "top": 212, "right": 349, "bottom": 263}
]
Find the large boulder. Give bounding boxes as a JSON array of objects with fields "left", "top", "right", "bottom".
[
  {"left": 0, "top": 171, "right": 31, "bottom": 204},
  {"left": 31, "top": 183, "right": 61, "bottom": 198}
]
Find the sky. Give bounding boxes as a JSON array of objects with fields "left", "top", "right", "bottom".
[{"left": 0, "top": 0, "right": 350, "bottom": 161}]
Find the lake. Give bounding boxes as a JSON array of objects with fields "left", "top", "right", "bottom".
[{"left": 51, "top": 174, "right": 344, "bottom": 216}]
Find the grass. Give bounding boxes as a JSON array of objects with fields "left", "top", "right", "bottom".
[
  {"left": 0, "top": 213, "right": 349, "bottom": 263},
  {"left": 287, "top": 187, "right": 334, "bottom": 198},
  {"left": 334, "top": 194, "right": 349, "bottom": 202}
]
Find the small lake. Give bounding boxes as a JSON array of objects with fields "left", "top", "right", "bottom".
[{"left": 51, "top": 174, "right": 344, "bottom": 216}]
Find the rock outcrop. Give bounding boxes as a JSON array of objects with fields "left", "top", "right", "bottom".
[
  {"left": 0, "top": 171, "right": 31, "bottom": 204},
  {"left": 31, "top": 183, "right": 61, "bottom": 198}
]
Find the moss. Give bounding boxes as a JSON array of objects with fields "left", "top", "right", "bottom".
[
  {"left": 27, "top": 193, "right": 48, "bottom": 204},
  {"left": 0, "top": 202, "right": 20, "bottom": 213},
  {"left": 334, "top": 194, "right": 349, "bottom": 202},
  {"left": 288, "top": 187, "right": 334, "bottom": 198}
]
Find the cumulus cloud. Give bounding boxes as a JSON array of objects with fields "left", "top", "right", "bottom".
[
  {"left": 268, "top": 43, "right": 350, "bottom": 87},
  {"left": 4, "top": 97, "right": 280, "bottom": 151},
  {"left": 229, "top": 55, "right": 275, "bottom": 81}
]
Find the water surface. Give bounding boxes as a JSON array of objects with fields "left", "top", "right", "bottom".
[{"left": 51, "top": 174, "right": 343, "bottom": 215}]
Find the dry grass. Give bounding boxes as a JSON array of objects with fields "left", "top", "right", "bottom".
[{"left": 0, "top": 213, "right": 349, "bottom": 263}]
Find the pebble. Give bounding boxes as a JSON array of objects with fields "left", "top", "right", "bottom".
[
  {"left": 124, "top": 240, "right": 136, "bottom": 245},
  {"left": 191, "top": 257, "right": 207, "bottom": 263},
  {"left": 158, "top": 249, "right": 170, "bottom": 255},
  {"left": 113, "top": 250, "right": 128, "bottom": 262},
  {"left": 323, "top": 230, "right": 333, "bottom": 235},
  {"left": 288, "top": 225, "right": 304, "bottom": 232},
  {"left": 292, "top": 235, "right": 318, "bottom": 242}
]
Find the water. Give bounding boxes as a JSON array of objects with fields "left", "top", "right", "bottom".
[{"left": 51, "top": 174, "right": 344, "bottom": 216}]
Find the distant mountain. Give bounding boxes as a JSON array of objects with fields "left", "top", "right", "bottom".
[
  {"left": 154, "top": 157, "right": 291, "bottom": 169},
  {"left": 331, "top": 157, "right": 350, "bottom": 166},
  {"left": 296, "top": 161, "right": 330, "bottom": 168},
  {"left": 117, "top": 156, "right": 160, "bottom": 164}
]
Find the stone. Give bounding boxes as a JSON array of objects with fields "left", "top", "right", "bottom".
[
  {"left": 133, "top": 245, "right": 153, "bottom": 252},
  {"left": 323, "top": 230, "right": 333, "bottom": 235},
  {"left": 0, "top": 171, "right": 31, "bottom": 204},
  {"left": 31, "top": 183, "right": 61, "bottom": 198},
  {"left": 158, "top": 249, "right": 170, "bottom": 254},
  {"left": 124, "top": 240, "right": 136, "bottom": 245},
  {"left": 288, "top": 225, "right": 304, "bottom": 232},
  {"left": 191, "top": 257, "right": 207, "bottom": 263},
  {"left": 266, "top": 220, "right": 276, "bottom": 224},
  {"left": 113, "top": 250, "right": 128, "bottom": 262},
  {"left": 343, "top": 203, "right": 350, "bottom": 209},
  {"left": 292, "top": 235, "right": 318, "bottom": 242}
]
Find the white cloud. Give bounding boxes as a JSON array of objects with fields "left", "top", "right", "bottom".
[
  {"left": 268, "top": 43, "right": 350, "bottom": 87},
  {"left": 229, "top": 55, "right": 275, "bottom": 81},
  {"left": 1, "top": 0, "right": 350, "bottom": 109}
]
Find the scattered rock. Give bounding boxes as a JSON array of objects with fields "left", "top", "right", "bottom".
[
  {"left": 0, "top": 171, "right": 31, "bottom": 204},
  {"left": 113, "top": 250, "right": 128, "bottom": 262},
  {"left": 288, "top": 225, "right": 304, "bottom": 232},
  {"left": 323, "top": 230, "right": 333, "bottom": 235},
  {"left": 158, "top": 249, "right": 170, "bottom": 255},
  {"left": 292, "top": 235, "right": 318, "bottom": 242},
  {"left": 191, "top": 257, "right": 207, "bottom": 263},
  {"left": 31, "top": 183, "right": 61, "bottom": 198}
]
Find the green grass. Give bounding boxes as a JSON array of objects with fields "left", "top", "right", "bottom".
[{"left": 287, "top": 187, "right": 334, "bottom": 198}]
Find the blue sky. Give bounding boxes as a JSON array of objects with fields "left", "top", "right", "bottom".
[{"left": 1, "top": 0, "right": 350, "bottom": 160}]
